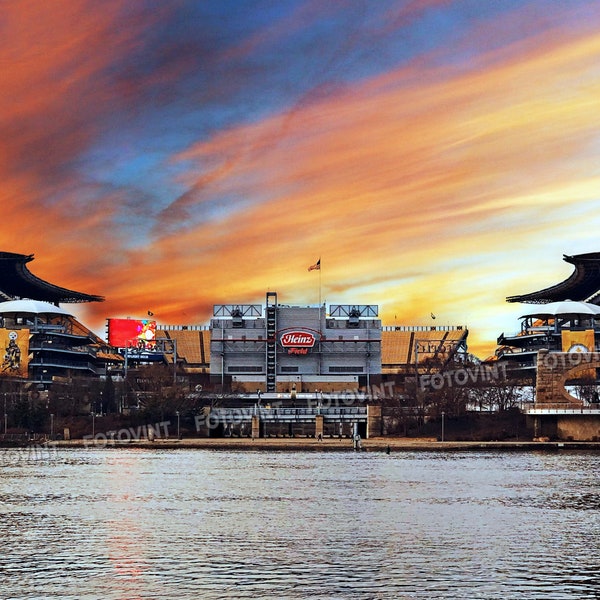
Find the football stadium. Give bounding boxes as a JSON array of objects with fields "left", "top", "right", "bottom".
[
  {"left": 1, "top": 249, "right": 599, "bottom": 440},
  {"left": 0, "top": 251, "right": 469, "bottom": 393},
  {"left": 0, "top": 250, "right": 470, "bottom": 439}
]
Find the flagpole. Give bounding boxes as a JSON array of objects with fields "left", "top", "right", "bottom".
[
  {"left": 318, "top": 259, "right": 323, "bottom": 380},
  {"left": 319, "top": 262, "right": 322, "bottom": 308},
  {"left": 308, "top": 257, "right": 322, "bottom": 310}
]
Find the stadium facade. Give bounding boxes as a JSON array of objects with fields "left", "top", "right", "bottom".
[
  {"left": 495, "top": 252, "right": 600, "bottom": 375},
  {"left": 209, "top": 292, "right": 381, "bottom": 393},
  {"left": 5, "top": 248, "right": 600, "bottom": 440},
  {"left": 493, "top": 252, "right": 600, "bottom": 441},
  {"left": 157, "top": 292, "right": 469, "bottom": 393},
  {"left": 0, "top": 252, "right": 118, "bottom": 387}
]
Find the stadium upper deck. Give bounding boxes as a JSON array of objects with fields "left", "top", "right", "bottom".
[
  {"left": 496, "top": 252, "right": 600, "bottom": 375},
  {"left": 0, "top": 251, "right": 115, "bottom": 385},
  {"left": 381, "top": 326, "right": 468, "bottom": 375},
  {"left": 158, "top": 323, "right": 469, "bottom": 380},
  {"left": 0, "top": 252, "right": 104, "bottom": 304},
  {"left": 157, "top": 327, "right": 210, "bottom": 374},
  {"left": 506, "top": 252, "right": 600, "bottom": 304}
]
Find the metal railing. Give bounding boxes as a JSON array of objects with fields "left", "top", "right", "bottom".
[
  {"left": 526, "top": 405, "right": 600, "bottom": 414},
  {"left": 209, "top": 406, "right": 368, "bottom": 423}
]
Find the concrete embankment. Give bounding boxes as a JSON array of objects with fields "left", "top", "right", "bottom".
[{"left": 34, "top": 437, "right": 600, "bottom": 452}]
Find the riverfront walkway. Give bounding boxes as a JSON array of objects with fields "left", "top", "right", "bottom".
[{"left": 43, "top": 437, "right": 600, "bottom": 452}]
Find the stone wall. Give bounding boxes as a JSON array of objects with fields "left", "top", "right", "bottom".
[
  {"left": 557, "top": 416, "right": 600, "bottom": 441},
  {"left": 535, "top": 350, "right": 600, "bottom": 405}
]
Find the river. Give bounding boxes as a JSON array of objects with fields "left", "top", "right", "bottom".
[{"left": 0, "top": 448, "right": 597, "bottom": 599}]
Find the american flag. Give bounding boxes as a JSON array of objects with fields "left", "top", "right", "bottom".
[{"left": 308, "top": 259, "right": 321, "bottom": 271}]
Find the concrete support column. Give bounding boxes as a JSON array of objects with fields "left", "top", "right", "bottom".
[
  {"left": 366, "top": 404, "right": 382, "bottom": 439},
  {"left": 315, "top": 415, "right": 324, "bottom": 440},
  {"left": 251, "top": 415, "right": 260, "bottom": 439}
]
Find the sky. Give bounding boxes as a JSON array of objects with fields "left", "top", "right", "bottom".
[{"left": 3, "top": 0, "right": 600, "bottom": 359}]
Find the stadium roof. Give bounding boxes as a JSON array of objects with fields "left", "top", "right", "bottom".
[
  {"left": 506, "top": 252, "right": 600, "bottom": 304},
  {"left": 0, "top": 299, "right": 73, "bottom": 316},
  {"left": 0, "top": 252, "right": 104, "bottom": 304}
]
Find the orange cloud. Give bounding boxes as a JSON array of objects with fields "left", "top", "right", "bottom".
[
  {"left": 157, "top": 22, "right": 600, "bottom": 356},
  {"left": 3, "top": 2, "right": 600, "bottom": 361}
]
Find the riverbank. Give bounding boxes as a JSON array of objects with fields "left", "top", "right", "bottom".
[{"left": 28, "top": 437, "right": 600, "bottom": 451}]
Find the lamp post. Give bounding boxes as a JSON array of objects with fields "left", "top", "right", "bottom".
[
  {"left": 50, "top": 413, "right": 54, "bottom": 440},
  {"left": 176, "top": 410, "right": 180, "bottom": 439},
  {"left": 221, "top": 352, "right": 225, "bottom": 392},
  {"left": 172, "top": 338, "right": 177, "bottom": 385},
  {"left": 4, "top": 393, "right": 7, "bottom": 435},
  {"left": 441, "top": 411, "right": 445, "bottom": 442},
  {"left": 92, "top": 410, "right": 95, "bottom": 438}
]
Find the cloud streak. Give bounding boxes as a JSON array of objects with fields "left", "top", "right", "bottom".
[{"left": 2, "top": 1, "right": 600, "bottom": 358}]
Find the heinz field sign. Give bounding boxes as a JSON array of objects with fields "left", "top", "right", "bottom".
[{"left": 280, "top": 330, "right": 317, "bottom": 355}]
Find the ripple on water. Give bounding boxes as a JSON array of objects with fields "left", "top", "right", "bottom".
[{"left": 0, "top": 449, "right": 597, "bottom": 599}]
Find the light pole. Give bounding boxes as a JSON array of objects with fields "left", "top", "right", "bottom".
[
  {"left": 176, "top": 410, "right": 180, "bottom": 439},
  {"left": 172, "top": 338, "right": 177, "bottom": 385},
  {"left": 221, "top": 353, "right": 225, "bottom": 392},
  {"left": 441, "top": 411, "right": 445, "bottom": 442},
  {"left": 50, "top": 413, "right": 54, "bottom": 440},
  {"left": 4, "top": 393, "right": 7, "bottom": 435},
  {"left": 92, "top": 410, "right": 95, "bottom": 437}
]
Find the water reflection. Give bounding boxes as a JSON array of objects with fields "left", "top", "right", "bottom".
[
  {"left": 105, "top": 453, "right": 149, "bottom": 600},
  {"left": 0, "top": 449, "right": 597, "bottom": 599}
]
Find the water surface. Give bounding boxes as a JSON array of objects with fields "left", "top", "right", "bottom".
[{"left": 0, "top": 448, "right": 597, "bottom": 599}]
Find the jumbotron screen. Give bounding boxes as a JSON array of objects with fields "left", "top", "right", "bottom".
[{"left": 107, "top": 318, "right": 157, "bottom": 350}]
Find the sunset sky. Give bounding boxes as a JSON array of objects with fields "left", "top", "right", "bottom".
[{"left": 3, "top": 0, "right": 600, "bottom": 358}]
